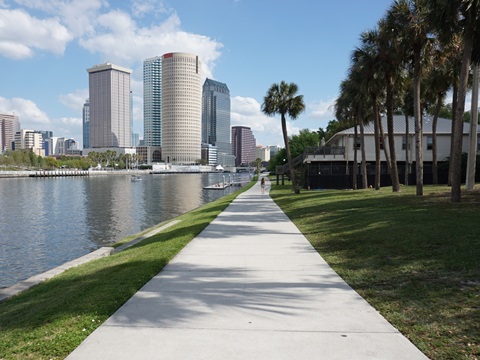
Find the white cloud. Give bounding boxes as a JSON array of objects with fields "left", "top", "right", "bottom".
[
  {"left": 53, "top": 117, "right": 82, "bottom": 140},
  {"left": 14, "top": 0, "right": 105, "bottom": 37},
  {"left": 80, "top": 11, "right": 222, "bottom": 79},
  {"left": 0, "top": 42, "right": 32, "bottom": 59},
  {"left": 57, "top": 116, "right": 81, "bottom": 126},
  {"left": 0, "top": 96, "right": 50, "bottom": 126},
  {"left": 231, "top": 96, "right": 301, "bottom": 147},
  {"left": 0, "top": 8, "right": 72, "bottom": 59},
  {"left": 131, "top": 0, "right": 169, "bottom": 18},
  {"left": 308, "top": 97, "right": 336, "bottom": 120},
  {"left": 59, "top": 89, "right": 89, "bottom": 111}
]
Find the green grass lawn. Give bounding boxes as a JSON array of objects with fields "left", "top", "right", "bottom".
[
  {"left": 270, "top": 183, "right": 480, "bottom": 360},
  {"left": 0, "top": 182, "right": 254, "bottom": 360}
]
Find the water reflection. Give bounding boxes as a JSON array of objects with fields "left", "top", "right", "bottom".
[{"left": 0, "top": 173, "right": 245, "bottom": 288}]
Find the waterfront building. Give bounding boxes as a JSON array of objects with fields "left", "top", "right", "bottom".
[
  {"left": 300, "top": 115, "right": 480, "bottom": 189},
  {"left": 161, "top": 52, "right": 202, "bottom": 164},
  {"left": 46, "top": 137, "right": 78, "bottom": 156},
  {"left": 256, "top": 145, "right": 271, "bottom": 162},
  {"left": 14, "top": 129, "right": 44, "bottom": 156},
  {"left": 35, "top": 130, "right": 53, "bottom": 154},
  {"left": 202, "top": 78, "right": 231, "bottom": 165},
  {"left": 231, "top": 126, "right": 256, "bottom": 167},
  {"left": 87, "top": 63, "right": 132, "bottom": 148},
  {"left": 36, "top": 130, "right": 53, "bottom": 142},
  {"left": 217, "top": 153, "right": 236, "bottom": 167},
  {"left": 201, "top": 143, "right": 218, "bottom": 166},
  {"left": 136, "top": 146, "right": 162, "bottom": 164},
  {"left": 83, "top": 99, "right": 90, "bottom": 149},
  {"left": 0, "top": 113, "right": 20, "bottom": 153},
  {"left": 143, "top": 56, "right": 162, "bottom": 147}
]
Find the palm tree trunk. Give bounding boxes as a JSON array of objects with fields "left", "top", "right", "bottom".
[
  {"left": 432, "top": 93, "right": 442, "bottom": 185},
  {"left": 466, "top": 63, "right": 479, "bottom": 190},
  {"left": 379, "top": 112, "right": 392, "bottom": 175},
  {"left": 353, "top": 121, "right": 358, "bottom": 190},
  {"left": 448, "top": 82, "right": 458, "bottom": 186},
  {"left": 386, "top": 75, "right": 401, "bottom": 192},
  {"left": 405, "top": 114, "right": 409, "bottom": 186},
  {"left": 360, "top": 119, "right": 367, "bottom": 189},
  {"left": 373, "top": 97, "right": 381, "bottom": 190},
  {"left": 281, "top": 114, "right": 299, "bottom": 194},
  {"left": 451, "top": 12, "right": 475, "bottom": 202},
  {"left": 413, "top": 50, "right": 423, "bottom": 196}
]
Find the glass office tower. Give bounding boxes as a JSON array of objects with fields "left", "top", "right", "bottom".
[
  {"left": 202, "top": 78, "right": 231, "bottom": 158},
  {"left": 143, "top": 56, "right": 162, "bottom": 146}
]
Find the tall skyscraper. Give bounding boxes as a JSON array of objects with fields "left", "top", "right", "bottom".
[
  {"left": 232, "top": 126, "right": 256, "bottom": 166},
  {"left": 0, "top": 113, "right": 20, "bottom": 152},
  {"left": 82, "top": 99, "right": 90, "bottom": 149},
  {"left": 87, "top": 63, "right": 132, "bottom": 148},
  {"left": 161, "top": 52, "right": 202, "bottom": 164},
  {"left": 202, "top": 78, "right": 231, "bottom": 156},
  {"left": 143, "top": 56, "right": 162, "bottom": 146}
]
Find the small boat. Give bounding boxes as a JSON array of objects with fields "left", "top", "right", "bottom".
[{"left": 131, "top": 175, "right": 142, "bottom": 181}]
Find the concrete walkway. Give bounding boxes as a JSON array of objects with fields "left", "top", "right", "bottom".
[{"left": 67, "top": 178, "right": 428, "bottom": 359}]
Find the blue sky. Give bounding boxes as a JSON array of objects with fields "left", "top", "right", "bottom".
[{"left": 0, "top": 0, "right": 394, "bottom": 148}]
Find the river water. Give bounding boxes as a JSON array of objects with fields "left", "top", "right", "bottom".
[{"left": 0, "top": 172, "right": 246, "bottom": 289}]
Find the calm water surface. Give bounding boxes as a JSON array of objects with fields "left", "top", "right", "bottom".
[{"left": 0, "top": 173, "right": 245, "bottom": 288}]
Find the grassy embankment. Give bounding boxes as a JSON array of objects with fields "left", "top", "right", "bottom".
[
  {"left": 270, "top": 183, "right": 479, "bottom": 360},
  {"left": 0, "top": 181, "right": 255, "bottom": 360}
]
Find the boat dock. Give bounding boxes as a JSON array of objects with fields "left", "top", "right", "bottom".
[
  {"left": 30, "top": 170, "right": 90, "bottom": 177},
  {"left": 203, "top": 182, "right": 230, "bottom": 190}
]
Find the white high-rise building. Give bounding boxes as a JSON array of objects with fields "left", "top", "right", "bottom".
[
  {"left": 14, "top": 129, "right": 44, "bottom": 156},
  {"left": 87, "top": 63, "right": 132, "bottom": 148},
  {"left": 143, "top": 56, "right": 162, "bottom": 146},
  {"left": 256, "top": 145, "right": 271, "bottom": 162},
  {"left": 161, "top": 52, "right": 202, "bottom": 164}
]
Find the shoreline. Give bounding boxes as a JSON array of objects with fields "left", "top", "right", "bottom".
[
  {"left": 0, "top": 219, "right": 181, "bottom": 302},
  {"left": 0, "top": 169, "right": 238, "bottom": 178}
]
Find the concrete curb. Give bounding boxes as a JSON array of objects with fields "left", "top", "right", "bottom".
[
  {"left": 0, "top": 220, "right": 181, "bottom": 302},
  {"left": 114, "top": 220, "right": 181, "bottom": 253},
  {"left": 0, "top": 247, "right": 114, "bottom": 302}
]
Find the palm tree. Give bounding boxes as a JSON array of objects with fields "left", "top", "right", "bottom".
[
  {"left": 352, "top": 30, "right": 386, "bottom": 189},
  {"left": 363, "top": 20, "right": 402, "bottom": 192},
  {"left": 262, "top": 81, "right": 305, "bottom": 194},
  {"left": 398, "top": 71, "right": 414, "bottom": 186},
  {"left": 335, "top": 80, "right": 358, "bottom": 189},
  {"left": 387, "top": 0, "right": 431, "bottom": 195},
  {"left": 336, "top": 70, "right": 370, "bottom": 190},
  {"left": 466, "top": 62, "right": 479, "bottom": 190},
  {"left": 466, "top": 25, "right": 480, "bottom": 189},
  {"left": 424, "top": 37, "right": 459, "bottom": 184},
  {"left": 427, "top": 0, "right": 480, "bottom": 202}
]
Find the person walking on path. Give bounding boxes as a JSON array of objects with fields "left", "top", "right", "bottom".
[{"left": 260, "top": 177, "right": 266, "bottom": 193}]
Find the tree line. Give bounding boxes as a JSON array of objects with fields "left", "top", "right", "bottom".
[
  {"left": 334, "top": 0, "right": 480, "bottom": 202},
  {"left": 0, "top": 150, "right": 141, "bottom": 171}
]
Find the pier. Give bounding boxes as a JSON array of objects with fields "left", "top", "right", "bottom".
[
  {"left": 30, "top": 170, "right": 90, "bottom": 177},
  {"left": 203, "top": 182, "right": 230, "bottom": 190}
]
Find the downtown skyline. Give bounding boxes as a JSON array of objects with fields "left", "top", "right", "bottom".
[{"left": 0, "top": 0, "right": 395, "bottom": 148}]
